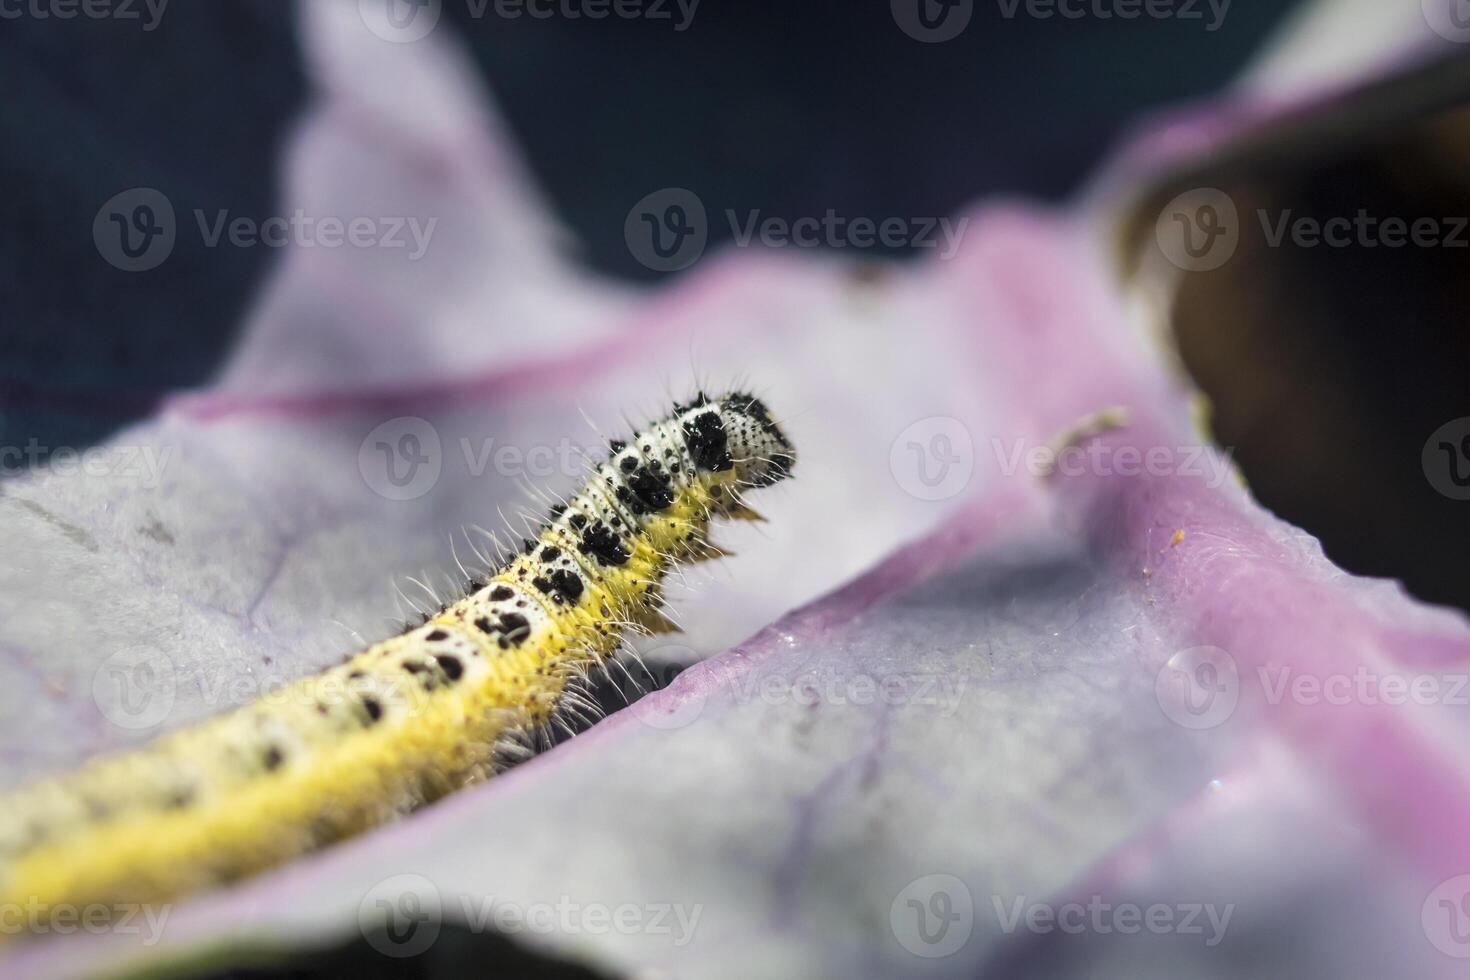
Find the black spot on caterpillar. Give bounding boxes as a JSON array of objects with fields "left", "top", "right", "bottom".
[{"left": 0, "top": 390, "right": 795, "bottom": 931}]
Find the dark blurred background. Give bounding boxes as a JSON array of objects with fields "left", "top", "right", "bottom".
[
  {"left": 11, "top": 1, "right": 1470, "bottom": 616},
  {"left": 0, "top": 0, "right": 1305, "bottom": 457}
]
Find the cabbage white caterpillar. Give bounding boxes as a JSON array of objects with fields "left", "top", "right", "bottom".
[{"left": 0, "top": 391, "right": 795, "bottom": 932}]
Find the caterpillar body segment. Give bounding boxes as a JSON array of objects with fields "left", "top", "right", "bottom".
[{"left": 0, "top": 391, "right": 795, "bottom": 926}]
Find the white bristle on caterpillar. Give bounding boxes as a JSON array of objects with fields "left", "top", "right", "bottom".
[{"left": 0, "top": 390, "right": 795, "bottom": 931}]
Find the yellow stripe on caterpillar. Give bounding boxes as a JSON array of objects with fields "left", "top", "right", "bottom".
[{"left": 0, "top": 390, "right": 795, "bottom": 931}]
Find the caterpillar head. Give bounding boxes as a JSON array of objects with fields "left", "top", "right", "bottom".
[{"left": 716, "top": 392, "right": 795, "bottom": 489}]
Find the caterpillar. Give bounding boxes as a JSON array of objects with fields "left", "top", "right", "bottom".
[{"left": 0, "top": 390, "right": 795, "bottom": 935}]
